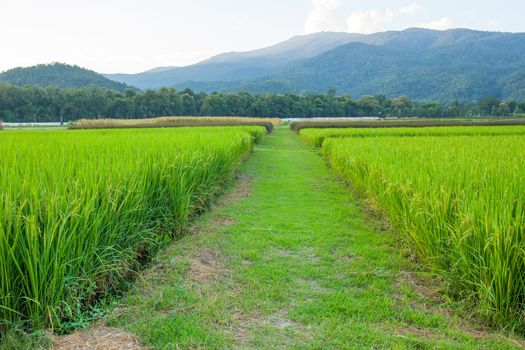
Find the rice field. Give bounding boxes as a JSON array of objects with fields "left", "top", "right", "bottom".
[
  {"left": 0, "top": 126, "right": 265, "bottom": 334},
  {"left": 2, "top": 119, "right": 524, "bottom": 346},
  {"left": 311, "top": 127, "right": 525, "bottom": 330},
  {"left": 300, "top": 125, "right": 525, "bottom": 146},
  {"left": 290, "top": 119, "right": 525, "bottom": 133}
]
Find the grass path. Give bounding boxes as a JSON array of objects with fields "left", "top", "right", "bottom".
[{"left": 104, "top": 127, "right": 523, "bottom": 349}]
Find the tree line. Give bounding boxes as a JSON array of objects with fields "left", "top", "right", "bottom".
[{"left": 1, "top": 84, "right": 524, "bottom": 123}]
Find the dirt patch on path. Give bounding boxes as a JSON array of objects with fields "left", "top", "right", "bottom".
[
  {"left": 396, "top": 270, "right": 444, "bottom": 303},
  {"left": 218, "top": 174, "right": 252, "bottom": 206},
  {"left": 189, "top": 248, "right": 229, "bottom": 284},
  {"left": 53, "top": 326, "right": 144, "bottom": 350},
  {"left": 185, "top": 175, "right": 252, "bottom": 284},
  {"left": 227, "top": 308, "right": 313, "bottom": 347}
]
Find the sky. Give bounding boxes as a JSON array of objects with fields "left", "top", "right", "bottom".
[{"left": 0, "top": 0, "right": 523, "bottom": 74}]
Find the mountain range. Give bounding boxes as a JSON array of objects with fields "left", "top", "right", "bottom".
[
  {"left": 104, "top": 28, "right": 525, "bottom": 101},
  {"left": 2, "top": 28, "right": 525, "bottom": 101}
]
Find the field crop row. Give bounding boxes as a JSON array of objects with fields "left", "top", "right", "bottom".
[
  {"left": 312, "top": 128, "right": 525, "bottom": 330},
  {"left": 71, "top": 116, "right": 281, "bottom": 133},
  {"left": 291, "top": 119, "right": 525, "bottom": 133},
  {"left": 0, "top": 126, "right": 265, "bottom": 334},
  {"left": 300, "top": 125, "right": 525, "bottom": 146}
]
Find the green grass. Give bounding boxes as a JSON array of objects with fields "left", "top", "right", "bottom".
[
  {"left": 106, "top": 127, "right": 523, "bottom": 349},
  {"left": 0, "top": 126, "right": 264, "bottom": 337}
]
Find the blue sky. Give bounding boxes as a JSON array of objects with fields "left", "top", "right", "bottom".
[{"left": 0, "top": 0, "right": 523, "bottom": 73}]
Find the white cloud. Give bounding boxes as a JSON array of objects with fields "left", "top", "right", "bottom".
[
  {"left": 421, "top": 17, "right": 454, "bottom": 30},
  {"left": 305, "top": 0, "right": 341, "bottom": 34},
  {"left": 400, "top": 2, "right": 424, "bottom": 15},
  {"left": 346, "top": 9, "right": 394, "bottom": 34}
]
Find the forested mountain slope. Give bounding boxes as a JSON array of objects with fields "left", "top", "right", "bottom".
[{"left": 0, "top": 63, "right": 131, "bottom": 91}]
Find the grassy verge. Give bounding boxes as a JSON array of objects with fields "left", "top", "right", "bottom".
[{"left": 90, "top": 127, "right": 524, "bottom": 349}]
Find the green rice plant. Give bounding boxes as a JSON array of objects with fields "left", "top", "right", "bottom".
[
  {"left": 322, "top": 134, "right": 525, "bottom": 330},
  {"left": 301, "top": 125, "right": 525, "bottom": 146},
  {"left": 0, "top": 126, "right": 265, "bottom": 335},
  {"left": 291, "top": 119, "right": 525, "bottom": 133}
]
